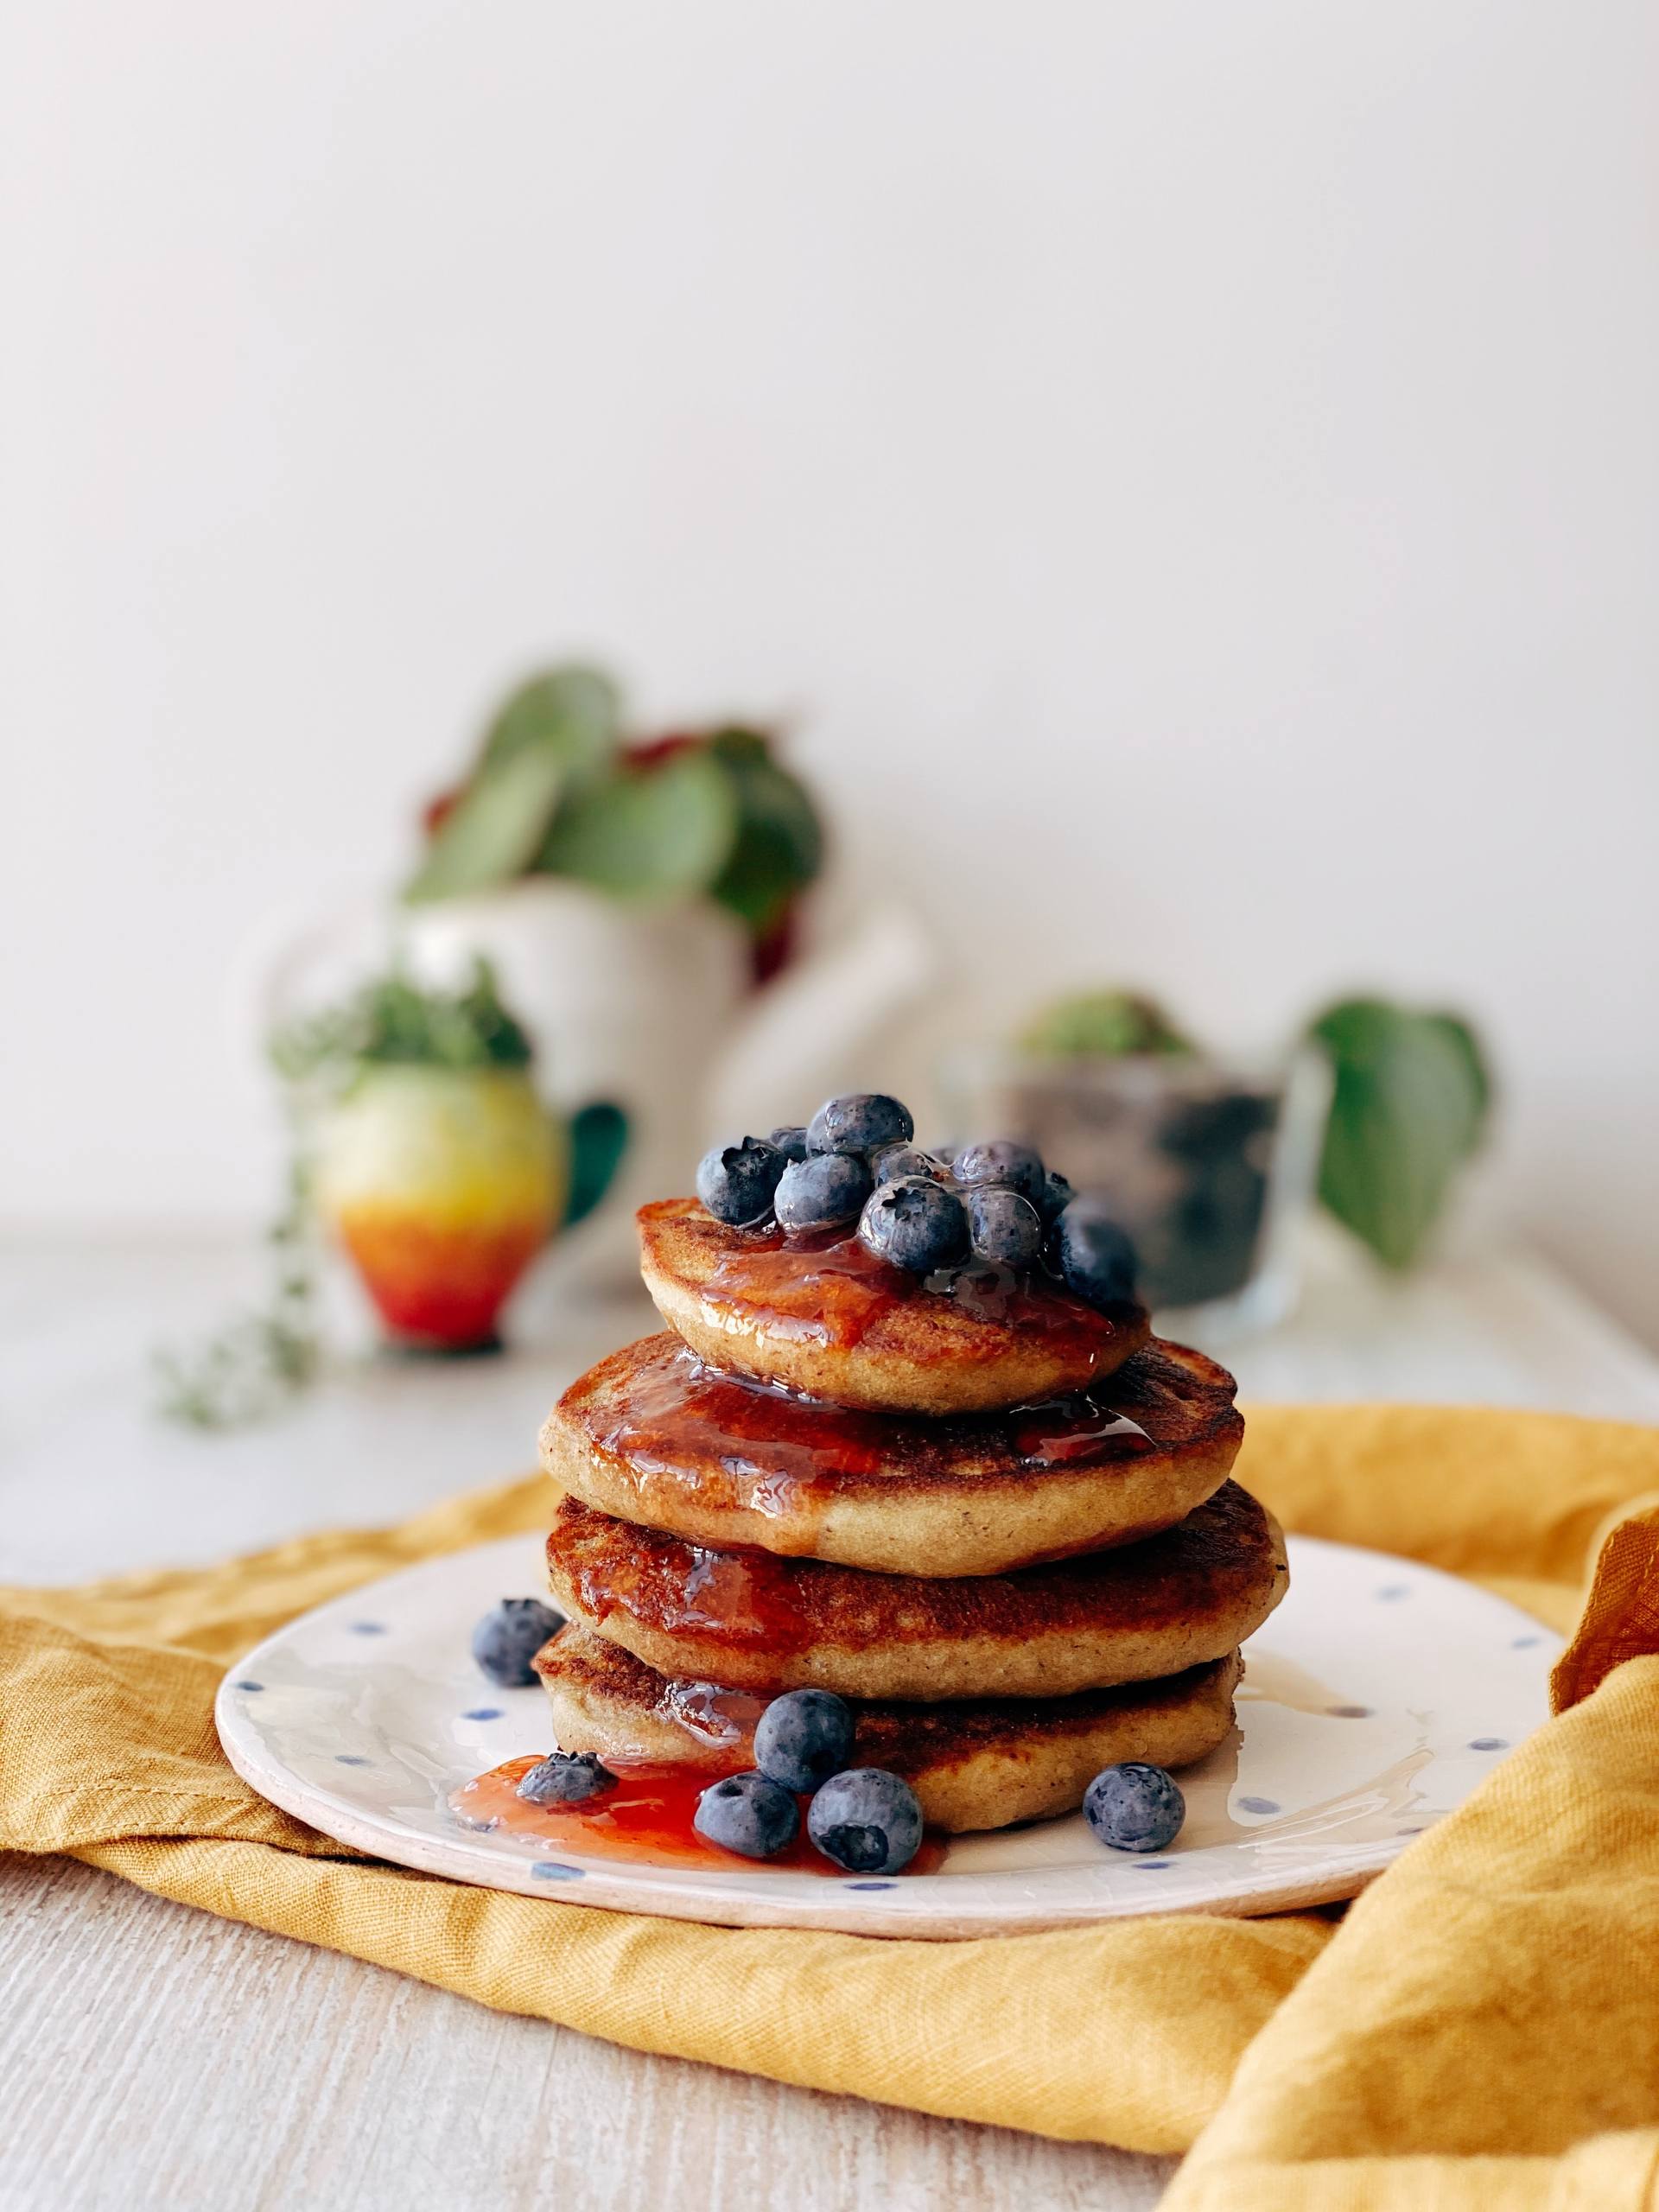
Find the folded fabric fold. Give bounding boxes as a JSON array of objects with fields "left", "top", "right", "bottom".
[{"left": 3, "top": 1404, "right": 1658, "bottom": 2209}]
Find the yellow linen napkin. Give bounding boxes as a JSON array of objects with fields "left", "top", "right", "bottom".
[{"left": 3, "top": 1404, "right": 1659, "bottom": 2209}]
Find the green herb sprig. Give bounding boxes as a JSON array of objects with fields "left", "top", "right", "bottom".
[
  {"left": 270, "top": 960, "right": 533, "bottom": 1088},
  {"left": 152, "top": 1154, "right": 322, "bottom": 1429}
]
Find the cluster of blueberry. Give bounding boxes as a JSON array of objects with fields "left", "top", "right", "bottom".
[
  {"left": 472, "top": 1603, "right": 1185, "bottom": 1864},
  {"left": 693, "top": 1689, "right": 923, "bottom": 1872},
  {"left": 696, "top": 1092, "right": 1138, "bottom": 1310}
]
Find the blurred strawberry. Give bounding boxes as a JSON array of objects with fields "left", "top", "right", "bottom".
[
  {"left": 749, "top": 897, "right": 801, "bottom": 987},
  {"left": 422, "top": 785, "right": 462, "bottom": 838},
  {"left": 623, "top": 732, "right": 702, "bottom": 769}
]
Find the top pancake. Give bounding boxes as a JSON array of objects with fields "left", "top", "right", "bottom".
[
  {"left": 541, "top": 1329, "right": 1243, "bottom": 1577},
  {"left": 638, "top": 1198, "right": 1151, "bottom": 1414}
]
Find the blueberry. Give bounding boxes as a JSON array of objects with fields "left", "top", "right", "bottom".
[
  {"left": 696, "top": 1135, "right": 788, "bottom": 1225},
  {"left": 1083, "top": 1762, "right": 1185, "bottom": 1853},
  {"left": 1038, "top": 1169, "right": 1074, "bottom": 1225},
  {"left": 1054, "top": 1196, "right": 1139, "bottom": 1309},
  {"left": 953, "top": 1140, "right": 1047, "bottom": 1207},
  {"left": 775, "top": 1152, "right": 873, "bottom": 1234},
  {"left": 694, "top": 1770, "right": 800, "bottom": 1860},
  {"left": 471, "top": 1598, "right": 564, "bottom": 1688},
  {"left": 869, "top": 1143, "right": 950, "bottom": 1186},
  {"left": 859, "top": 1178, "right": 969, "bottom": 1274},
  {"left": 964, "top": 1185, "right": 1044, "bottom": 1268},
  {"left": 768, "top": 1124, "right": 810, "bottom": 1164},
  {"left": 806, "top": 1094, "right": 914, "bottom": 1160},
  {"left": 807, "top": 1768, "right": 925, "bottom": 1874},
  {"left": 754, "top": 1689, "right": 856, "bottom": 1793},
  {"left": 516, "top": 1751, "right": 616, "bottom": 1806}
]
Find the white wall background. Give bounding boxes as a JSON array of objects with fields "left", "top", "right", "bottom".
[{"left": 3, "top": 1, "right": 1657, "bottom": 1340}]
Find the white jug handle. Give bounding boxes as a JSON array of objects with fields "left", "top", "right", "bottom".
[{"left": 235, "top": 890, "right": 391, "bottom": 1064}]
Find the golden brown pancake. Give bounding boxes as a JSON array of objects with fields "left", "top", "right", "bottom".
[
  {"left": 541, "top": 1331, "right": 1243, "bottom": 1576},
  {"left": 535, "top": 1624, "right": 1242, "bottom": 1834},
  {"left": 638, "top": 1198, "right": 1151, "bottom": 1414},
  {"left": 545, "top": 1482, "right": 1286, "bottom": 1699}
]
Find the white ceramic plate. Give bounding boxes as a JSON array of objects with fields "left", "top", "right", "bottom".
[{"left": 216, "top": 1534, "right": 1557, "bottom": 1940}]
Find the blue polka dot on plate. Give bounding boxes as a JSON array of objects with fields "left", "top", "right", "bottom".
[
  {"left": 1397, "top": 1824, "right": 1427, "bottom": 1835},
  {"left": 335, "top": 1754, "right": 371, "bottom": 1767},
  {"left": 462, "top": 1707, "right": 504, "bottom": 1722},
  {"left": 1511, "top": 1635, "right": 1541, "bottom": 1649},
  {"left": 1469, "top": 1737, "right": 1509, "bottom": 1751},
  {"left": 531, "top": 1861, "right": 584, "bottom": 1882},
  {"left": 1130, "top": 1859, "right": 1172, "bottom": 1871},
  {"left": 1376, "top": 1585, "right": 1410, "bottom": 1601},
  {"left": 846, "top": 1880, "right": 896, "bottom": 1891},
  {"left": 1237, "top": 1796, "right": 1280, "bottom": 1815},
  {"left": 348, "top": 1621, "right": 387, "bottom": 1637},
  {"left": 234, "top": 1680, "right": 264, "bottom": 1693}
]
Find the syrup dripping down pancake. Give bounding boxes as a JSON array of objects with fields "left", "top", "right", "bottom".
[
  {"left": 637, "top": 1198, "right": 1151, "bottom": 1414},
  {"left": 544, "top": 1482, "right": 1286, "bottom": 1700},
  {"left": 535, "top": 1624, "right": 1243, "bottom": 1834},
  {"left": 541, "top": 1331, "right": 1243, "bottom": 1578}
]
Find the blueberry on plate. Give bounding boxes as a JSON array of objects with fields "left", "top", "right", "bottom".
[
  {"left": 952, "top": 1140, "right": 1048, "bottom": 1207},
  {"left": 1083, "top": 1762, "right": 1185, "bottom": 1853},
  {"left": 754, "top": 1688, "right": 856, "bottom": 1793},
  {"left": 858, "top": 1177, "right": 969, "bottom": 1274},
  {"left": 807, "top": 1768, "right": 925, "bottom": 1874},
  {"left": 471, "top": 1598, "right": 564, "bottom": 1688},
  {"left": 964, "top": 1185, "right": 1045, "bottom": 1268},
  {"left": 516, "top": 1751, "right": 616, "bottom": 1806},
  {"left": 694, "top": 1771, "right": 801, "bottom": 1860},
  {"left": 806, "top": 1093, "right": 915, "bottom": 1160},
  {"left": 1054, "top": 1195, "right": 1139, "bottom": 1309},
  {"left": 767, "top": 1124, "right": 810, "bottom": 1164},
  {"left": 775, "top": 1152, "right": 873, "bottom": 1234},
  {"left": 869, "top": 1142, "right": 950, "bottom": 1186},
  {"left": 696, "top": 1135, "right": 788, "bottom": 1225}
]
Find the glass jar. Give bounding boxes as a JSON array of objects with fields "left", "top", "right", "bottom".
[{"left": 938, "top": 1045, "right": 1331, "bottom": 1341}]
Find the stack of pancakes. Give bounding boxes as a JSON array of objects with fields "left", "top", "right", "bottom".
[{"left": 534, "top": 1198, "right": 1287, "bottom": 1834}]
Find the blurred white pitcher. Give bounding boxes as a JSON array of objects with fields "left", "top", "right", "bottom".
[{"left": 266, "top": 880, "right": 934, "bottom": 1280}]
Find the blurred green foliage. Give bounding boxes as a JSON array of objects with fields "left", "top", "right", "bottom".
[
  {"left": 1308, "top": 997, "right": 1493, "bottom": 1270},
  {"left": 405, "top": 666, "right": 823, "bottom": 938},
  {"left": 1019, "top": 988, "right": 1196, "bottom": 1059},
  {"left": 270, "top": 960, "right": 534, "bottom": 1084}
]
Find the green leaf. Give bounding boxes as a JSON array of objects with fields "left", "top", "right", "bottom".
[
  {"left": 478, "top": 664, "right": 620, "bottom": 777},
  {"left": 1308, "top": 997, "right": 1494, "bottom": 1269},
  {"left": 405, "top": 666, "right": 621, "bottom": 903},
  {"left": 1421, "top": 1010, "right": 1493, "bottom": 1126},
  {"left": 1018, "top": 990, "right": 1196, "bottom": 1058},
  {"left": 535, "top": 748, "right": 740, "bottom": 901},
  {"left": 404, "top": 743, "right": 577, "bottom": 902},
  {"left": 706, "top": 728, "right": 825, "bottom": 931},
  {"left": 564, "top": 1099, "right": 630, "bottom": 1226}
]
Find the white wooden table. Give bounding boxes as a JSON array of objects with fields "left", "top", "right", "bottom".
[{"left": 3, "top": 1230, "right": 1657, "bottom": 2212}]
